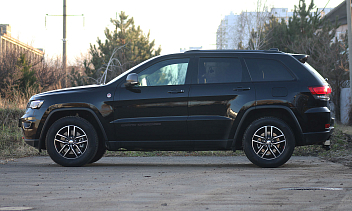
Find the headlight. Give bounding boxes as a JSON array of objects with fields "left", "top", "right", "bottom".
[{"left": 28, "top": 100, "right": 44, "bottom": 109}]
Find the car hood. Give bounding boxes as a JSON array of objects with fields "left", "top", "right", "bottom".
[{"left": 32, "top": 84, "right": 101, "bottom": 99}]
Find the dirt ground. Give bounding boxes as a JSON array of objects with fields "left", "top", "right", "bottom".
[
  {"left": 322, "top": 125, "right": 352, "bottom": 167},
  {"left": 336, "top": 125, "right": 352, "bottom": 136},
  {"left": 1, "top": 125, "right": 352, "bottom": 210},
  {"left": 1, "top": 156, "right": 352, "bottom": 211}
]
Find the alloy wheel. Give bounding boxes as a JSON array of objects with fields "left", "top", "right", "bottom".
[
  {"left": 251, "top": 125, "right": 286, "bottom": 160},
  {"left": 54, "top": 125, "right": 88, "bottom": 159}
]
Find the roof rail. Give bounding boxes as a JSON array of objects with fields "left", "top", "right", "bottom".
[
  {"left": 184, "top": 49, "right": 283, "bottom": 53},
  {"left": 184, "top": 49, "right": 264, "bottom": 53},
  {"left": 269, "top": 48, "right": 280, "bottom": 51}
]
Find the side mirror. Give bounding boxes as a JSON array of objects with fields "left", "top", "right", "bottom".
[{"left": 125, "top": 73, "right": 139, "bottom": 87}]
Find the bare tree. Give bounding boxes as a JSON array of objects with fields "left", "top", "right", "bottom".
[
  {"left": 36, "top": 56, "right": 65, "bottom": 91},
  {"left": 223, "top": 0, "right": 270, "bottom": 50},
  {"left": 216, "top": 19, "right": 227, "bottom": 49}
]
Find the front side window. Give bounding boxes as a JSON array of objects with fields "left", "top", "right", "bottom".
[
  {"left": 198, "top": 58, "right": 242, "bottom": 84},
  {"left": 245, "top": 58, "right": 294, "bottom": 82},
  {"left": 138, "top": 58, "right": 189, "bottom": 87}
]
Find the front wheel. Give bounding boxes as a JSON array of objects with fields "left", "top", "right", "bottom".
[
  {"left": 88, "top": 140, "right": 106, "bottom": 164},
  {"left": 243, "top": 117, "right": 295, "bottom": 168},
  {"left": 46, "top": 116, "right": 98, "bottom": 167}
]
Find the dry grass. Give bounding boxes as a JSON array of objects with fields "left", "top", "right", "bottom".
[
  {"left": 0, "top": 97, "right": 27, "bottom": 110},
  {"left": 0, "top": 106, "right": 39, "bottom": 159},
  {"left": 0, "top": 88, "right": 32, "bottom": 110},
  {"left": 0, "top": 89, "right": 40, "bottom": 159}
]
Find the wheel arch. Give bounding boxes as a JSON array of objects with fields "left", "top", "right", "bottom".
[
  {"left": 232, "top": 105, "right": 304, "bottom": 150},
  {"left": 38, "top": 108, "right": 108, "bottom": 150}
]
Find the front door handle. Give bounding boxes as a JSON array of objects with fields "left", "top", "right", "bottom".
[
  {"left": 168, "top": 89, "right": 185, "bottom": 94},
  {"left": 233, "top": 87, "right": 251, "bottom": 91}
]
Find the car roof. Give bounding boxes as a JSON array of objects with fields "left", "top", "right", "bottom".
[{"left": 183, "top": 48, "right": 282, "bottom": 54}]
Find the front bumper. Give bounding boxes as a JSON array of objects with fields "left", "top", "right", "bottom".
[
  {"left": 19, "top": 115, "right": 41, "bottom": 150},
  {"left": 23, "top": 139, "right": 40, "bottom": 148}
]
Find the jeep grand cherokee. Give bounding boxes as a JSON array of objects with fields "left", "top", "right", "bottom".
[{"left": 19, "top": 49, "right": 334, "bottom": 167}]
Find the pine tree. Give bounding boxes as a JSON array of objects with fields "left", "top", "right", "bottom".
[
  {"left": 263, "top": 0, "right": 340, "bottom": 52},
  {"left": 82, "top": 11, "right": 161, "bottom": 84},
  {"left": 261, "top": 15, "right": 289, "bottom": 51},
  {"left": 16, "top": 54, "right": 38, "bottom": 95}
]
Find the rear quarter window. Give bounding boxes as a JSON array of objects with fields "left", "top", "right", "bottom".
[
  {"left": 303, "top": 62, "right": 327, "bottom": 84},
  {"left": 244, "top": 58, "right": 294, "bottom": 82}
]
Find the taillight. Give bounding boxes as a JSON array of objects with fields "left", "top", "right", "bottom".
[
  {"left": 308, "top": 86, "right": 331, "bottom": 100},
  {"left": 309, "top": 86, "right": 331, "bottom": 95}
]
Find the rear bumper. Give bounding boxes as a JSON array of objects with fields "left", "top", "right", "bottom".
[{"left": 303, "top": 127, "right": 334, "bottom": 145}]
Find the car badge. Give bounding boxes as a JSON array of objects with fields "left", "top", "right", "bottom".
[{"left": 107, "top": 93, "right": 112, "bottom": 98}]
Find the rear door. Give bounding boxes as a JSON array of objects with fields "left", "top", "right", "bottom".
[{"left": 188, "top": 56, "right": 255, "bottom": 150}]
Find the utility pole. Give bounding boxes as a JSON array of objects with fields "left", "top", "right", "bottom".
[
  {"left": 63, "top": 0, "right": 67, "bottom": 87},
  {"left": 347, "top": 0, "right": 352, "bottom": 99},
  {"left": 45, "top": 1, "right": 84, "bottom": 88}
]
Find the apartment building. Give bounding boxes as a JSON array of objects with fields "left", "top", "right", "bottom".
[{"left": 0, "top": 24, "right": 44, "bottom": 61}]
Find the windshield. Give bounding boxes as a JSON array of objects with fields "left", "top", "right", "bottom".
[
  {"left": 106, "top": 57, "right": 157, "bottom": 85},
  {"left": 303, "top": 63, "right": 326, "bottom": 83}
]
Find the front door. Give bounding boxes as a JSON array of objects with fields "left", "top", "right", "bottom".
[{"left": 112, "top": 58, "right": 192, "bottom": 150}]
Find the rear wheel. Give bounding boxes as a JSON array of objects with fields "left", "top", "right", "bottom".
[
  {"left": 46, "top": 116, "right": 98, "bottom": 167},
  {"left": 243, "top": 117, "right": 295, "bottom": 168}
]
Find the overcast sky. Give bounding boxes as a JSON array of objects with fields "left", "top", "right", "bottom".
[{"left": 0, "top": 0, "right": 342, "bottom": 63}]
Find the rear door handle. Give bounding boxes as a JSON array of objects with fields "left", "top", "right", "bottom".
[
  {"left": 233, "top": 87, "right": 251, "bottom": 91},
  {"left": 168, "top": 89, "right": 185, "bottom": 94}
]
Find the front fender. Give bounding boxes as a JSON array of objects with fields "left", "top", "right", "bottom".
[{"left": 38, "top": 106, "right": 110, "bottom": 150}]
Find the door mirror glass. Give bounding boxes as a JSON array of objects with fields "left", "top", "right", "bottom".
[{"left": 125, "top": 73, "right": 139, "bottom": 87}]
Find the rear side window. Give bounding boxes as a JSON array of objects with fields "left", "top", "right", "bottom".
[
  {"left": 198, "top": 58, "right": 242, "bottom": 84},
  {"left": 245, "top": 58, "right": 294, "bottom": 82}
]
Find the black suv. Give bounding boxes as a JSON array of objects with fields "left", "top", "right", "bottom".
[{"left": 19, "top": 49, "right": 334, "bottom": 167}]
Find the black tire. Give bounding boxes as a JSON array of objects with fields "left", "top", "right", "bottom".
[
  {"left": 243, "top": 117, "right": 295, "bottom": 168},
  {"left": 88, "top": 140, "right": 106, "bottom": 164},
  {"left": 46, "top": 116, "right": 98, "bottom": 167}
]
